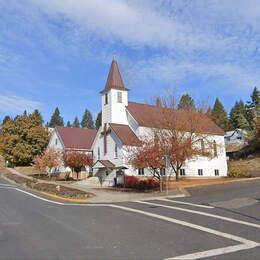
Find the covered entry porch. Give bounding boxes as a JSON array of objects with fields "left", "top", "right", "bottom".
[{"left": 93, "top": 160, "right": 126, "bottom": 187}]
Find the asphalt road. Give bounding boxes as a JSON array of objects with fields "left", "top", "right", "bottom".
[{"left": 0, "top": 176, "right": 259, "bottom": 259}]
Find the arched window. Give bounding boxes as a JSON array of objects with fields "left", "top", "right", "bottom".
[{"left": 213, "top": 140, "right": 217, "bottom": 157}]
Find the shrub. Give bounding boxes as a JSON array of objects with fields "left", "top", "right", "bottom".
[
  {"left": 125, "top": 176, "right": 159, "bottom": 190},
  {"left": 228, "top": 167, "right": 249, "bottom": 178}
]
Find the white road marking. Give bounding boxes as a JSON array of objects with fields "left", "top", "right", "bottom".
[
  {"left": 12, "top": 188, "right": 108, "bottom": 207},
  {"left": 0, "top": 183, "right": 16, "bottom": 187},
  {"left": 110, "top": 204, "right": 259, "bottom": 259},
  {"left": 166, "top": 243, "right": 258, "bottom": 260},
  {"left": 136, "top": 200, "right": 260, "bottom": 229},
  {"left": 156, "top": 198, "right": 214, "bottom": 209},
  {"left": 1, "top": 186, "right": 260, "bottom": 259}
]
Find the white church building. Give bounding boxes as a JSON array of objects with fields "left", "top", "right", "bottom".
[{"left": 49, "top": 60, "right": 227, "bottom": 186}]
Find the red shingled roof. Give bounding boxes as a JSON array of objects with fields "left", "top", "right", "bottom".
[
  {"left": 126, "top": 101, "right": 225, "bottom": 136},
  {"left": 94, "top": 160, "right": 115, "bottom": 168},
  {"left": 101, "top": 60, "right": 128, "bottom": 93},
  {"left": 56, "top": 126, "right": 97, "bottom": 150},
  {"left": 109, "top": 123, "right": 141, "bottom": 146}
]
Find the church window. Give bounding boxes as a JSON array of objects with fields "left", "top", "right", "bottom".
[
  {"left": 98, "top": 147, "right": 100, "bottom": 160},
  {"left": 180, "top": 169, "right": 185, "bottom": 176},
  {"left": 160, "top": 168, "right": 166, "bottom": 176},
  {"left": 105, "top": 93, "right": 108, "bottom": 105},
  {"left": 55, "top": 138, "right": 58, "bottom": 145},
  {"left": 114, "top": 143, "right": 118, "bottom": 158},
  {"left": 200, "top": 139, "right": 205, "bottom": 153},
  {"left": 117, "top": 91, "right": 122, "bottom": 103},
  {"left": 213, "top": 140, "right": 217, "bottom": 157},
  {"left": 138, "top": 168, "right": 144, "bottom": 175}
]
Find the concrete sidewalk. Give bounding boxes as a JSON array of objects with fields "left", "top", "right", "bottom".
[
  {"left": 3, "top": 167, "right": 183, "bottom": 203},
  {"left": 67, "top": 182, "right": 183, "bottom": 203}
]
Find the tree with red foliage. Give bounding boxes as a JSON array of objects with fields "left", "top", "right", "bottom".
[
  {"left": 155, "top": 94, "right": 218, "bottom": 180},
  {"left": 63, "top": 150, "right": 93, "bottom": 180},
  {"left": 128, "top": 138, "right": 165, "bottom": 191},
  {"left": 128, "top": 93, "right": 220, "bottom": 183}
]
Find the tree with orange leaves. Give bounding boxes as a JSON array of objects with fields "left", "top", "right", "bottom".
[
  {"left": 128, "top": 93, "right": 220, "bottom": 182},
  {"left": 34, "top": 148, "right": 62, "bottom": 177},
  {"left": 63, "top": 151, "right": 93, "bottom": 180},
  {"left": 155, "top": 94, "right": 218, "bottom": 180},
  {"left": 128, "top": 138, "right": 165, "bottom": 191}
]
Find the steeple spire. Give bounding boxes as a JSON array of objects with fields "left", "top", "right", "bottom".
[{"left": 101, "top": 60, "right": 128, "bottom": 93}]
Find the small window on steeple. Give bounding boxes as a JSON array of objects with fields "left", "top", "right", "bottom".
[
  {"left": 117, "top": 91, "right": 122, "bottom": 103},
  {"left": 105, "top": 93, "right": 108, "bottom": 105}
]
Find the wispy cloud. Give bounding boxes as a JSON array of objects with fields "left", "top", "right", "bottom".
[
  {"left": 0, "top": 0, "right": 259, "bottom": 119},
  {"left": 24, "top": 0, "right": 260, "bottom": 92},
  {"left": 0, "top": 95, "right": 42, "bottom": 115}
]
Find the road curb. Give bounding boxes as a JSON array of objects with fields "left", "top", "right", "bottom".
[
  {"left": 39, "top": 191, "right": 89, "bottom": 203},
  {"left": 0, "top": 172, "right": 89, "bottom": 203}
]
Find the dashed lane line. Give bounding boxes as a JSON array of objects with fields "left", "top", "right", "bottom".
[
  {"left": 155, "top": 198, "right": 214, "bottom": 209},
  {"left": 136, "top": 200, "right": 260, "bottom": 229}
]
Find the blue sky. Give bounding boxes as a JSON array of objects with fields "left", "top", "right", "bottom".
[{"left": 0, "top": 0, "right": 259, "bottom": 124}]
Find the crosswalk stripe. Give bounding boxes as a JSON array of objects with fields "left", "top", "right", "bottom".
[
  {"left": 156, "top": 198, "right": 214, "bottom": 209},
  {"left": 136, "top": 200, "right": 260, "bottom": 229}
]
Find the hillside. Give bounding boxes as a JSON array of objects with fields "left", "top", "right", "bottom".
[{"left": 228, "top": 157, "right": 260, "bottom": 176}]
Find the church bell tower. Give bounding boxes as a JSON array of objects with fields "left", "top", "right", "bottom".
[{"left": 100, "top": 60, "right": 129, "bottom": 127}]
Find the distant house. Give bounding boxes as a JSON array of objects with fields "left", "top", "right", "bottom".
[
  {"left": 225, "top": 129, "right": 248, "bottom": 159},
  {"left": 225, "top": 129, "right": 247, "bottom": 145},
  {"left": 48, "top": 126, "right": 97, "bottom": 179}
]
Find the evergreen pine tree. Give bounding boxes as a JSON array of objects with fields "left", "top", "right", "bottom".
[
  {"left": 251, "top": 87, "right": 260, "bottom": 108},
  {"left": 235, "top": 113, "right": 250, "bottom": 130},
  {"left": 81, "top": 109, "right": 94, "bottom": 128},
  {"left": 2, "top": 115, "right": 11, "bottom": 125},
  {"left": 211, "top": 98, "right": 228, "bottom": 130},
  {"left": 32, "top": 109, "right": 43, "bottom": 124},
  {"left": 244, "top": 87, "right": 260, "bottom": 131},
  {"left": 229, "top": 100, "right": 250, "bottom": 130},
  {"left": 49, "top": 107, "right": 64, "bottom": 127},
  {"left": 66, "top": 121, "right": 71, "bottom": 127},
  {"left": 178, "top": 94, "right": 195, "bottom": 110},
  {"left": 95, "top": 111, "right": 102, "bottom": 129},
  {"left": 73, "top": 117, "right": 80, "bottom": 128}
]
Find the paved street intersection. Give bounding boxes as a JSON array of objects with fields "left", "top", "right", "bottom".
[{"left": 0, "top": 176, "right": 259, "bottom": 259}]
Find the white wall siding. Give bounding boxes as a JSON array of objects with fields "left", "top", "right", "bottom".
[
  {"left": 48, "top": 131, "right": 64, "bottom": 150},
  {"left": 102, "top": 89, "right": 128, "bottom": 126},
  {"left": 122, "top": 134, "right": 227, "bottom": 178},
  {"left": 93, "top": 130, "right": 124, "bottom": 167}
]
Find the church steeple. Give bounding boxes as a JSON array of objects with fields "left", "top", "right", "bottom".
[
  {"left": 101, "top": 60, "right": 129, "bottom": 127},
  {"left": 101, "top": 60, "right": 129, "bottom": 93}
]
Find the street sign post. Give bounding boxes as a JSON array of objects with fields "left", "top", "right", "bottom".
[{"left": 162, "top": 154, "right": 170, "bottom": 195}]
